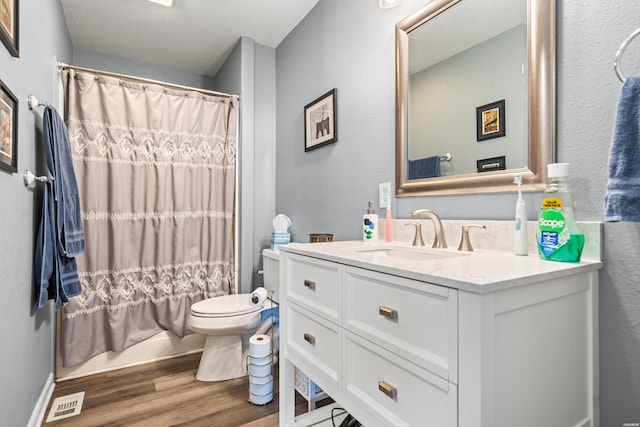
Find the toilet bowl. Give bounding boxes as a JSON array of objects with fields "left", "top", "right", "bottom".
[
  {"left": 189, "top": 295, "right": 266, "bottom": 382},
  {"left": 188, "top": 249, "right": 280, "bottom": 382}
]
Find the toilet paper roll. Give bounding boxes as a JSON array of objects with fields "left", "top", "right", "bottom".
[
  {"left": 248, "top": 287, "right": 268, "bottom": 307},
  {"left": 249, "top": 334, "right": 272, "bottom": 358}
]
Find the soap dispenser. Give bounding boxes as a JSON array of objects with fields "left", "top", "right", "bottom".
[{"left": 363, "top": 201, "right": 378, "bottom": 241}]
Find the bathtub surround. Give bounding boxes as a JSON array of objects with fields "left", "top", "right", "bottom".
[{"left": 60, "top": 68, "right": 238, "bottom": 367}]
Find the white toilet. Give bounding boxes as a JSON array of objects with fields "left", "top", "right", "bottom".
[{"left": 188, "top": 249, "right": 279, "bottom": 382}]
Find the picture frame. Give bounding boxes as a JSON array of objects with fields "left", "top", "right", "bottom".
[
  {"left": 304, "top": 88, "right": 337, "bottom": 152},
  {"left": 0, "top": 0, "right": 19, "bottom": 57},
  {"left": 476, "top": 99, "right": 505, "bottom": 141},
  {"left": 477, "top": 155, "right": 506, "bottom": 173},
  {"left": 0, "top": 79, "right": 18, "bottom": 173}
]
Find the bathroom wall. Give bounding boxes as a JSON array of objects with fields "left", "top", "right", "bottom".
[
  {"left": 217, "top": 38, "right": 277, "bottom": 294},
  {"left": 276, "top": 0, "right": 640, "bottom": 424},
  {"left": 0, "top": 2, "right": 72, "bottom": 426}
]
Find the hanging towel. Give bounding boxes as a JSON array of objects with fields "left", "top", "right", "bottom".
[
  {"left": 34, "top": 106, "right": 85, "bottom": 309},
  {"left": 43, "top": 106, "right": 85, "bottom": 255},
  {"left": 604, "top": 76, "right": 640, "bottom": 221},
  {"left": 408, "top": 156, "right": 441, "bottom": 179}
]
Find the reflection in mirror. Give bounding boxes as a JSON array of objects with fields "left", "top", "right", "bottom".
[{"left": 395, "top": 0, "right": 556, "bottom": 196}]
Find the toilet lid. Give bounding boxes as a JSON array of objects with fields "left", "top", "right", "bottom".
[{"left": 190, "top": 294, "right": 262, "bottom": 318}]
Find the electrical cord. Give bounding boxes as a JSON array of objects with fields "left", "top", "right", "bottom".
[{"left": 331, "top": 407, "right": 347, "bottom": 427}]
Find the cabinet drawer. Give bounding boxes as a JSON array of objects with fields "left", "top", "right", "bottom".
[
  {"left": 344, "top": 332, "right": 457, "bottom": 427},
  {"left": 285, "top": 254, "right": 340, "bottom": 322},
  {"left": 286, "top": 303, "right": 339, "bottom": 389},
  {"left": 345, "top": 267, "right": 457, "bottom": 382}
]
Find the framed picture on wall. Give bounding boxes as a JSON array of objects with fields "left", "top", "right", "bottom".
[
  {"left": 304, "top": 88, "right": 337, "bottom": 152},
  {"left": 0, "top": 79, "right": 18, "bottom": 173},
  {"left": 0, "top": 0, "right": 19, "bottom": 57},
  {"left": 476, "top": 99, "right": 505, "bottom": 141}
]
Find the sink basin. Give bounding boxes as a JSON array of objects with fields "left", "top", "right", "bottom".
[{"left": 339, "top": 245, "right": 464, "bottom": 262}]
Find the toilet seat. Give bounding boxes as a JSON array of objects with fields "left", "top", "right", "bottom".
[{"left": 190, "top": 294, "right": 262, "bottom": 318}]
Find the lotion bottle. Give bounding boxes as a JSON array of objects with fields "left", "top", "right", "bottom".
[
  {"left": 363, "top": 201, "right": 378, "bottom": 241},
  {"left": 514, "top": 173, "right": 528, "bottom": 255}
]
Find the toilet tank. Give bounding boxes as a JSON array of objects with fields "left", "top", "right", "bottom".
[{"left": 262, "top": 249, "right": 280, "bottom": 303}]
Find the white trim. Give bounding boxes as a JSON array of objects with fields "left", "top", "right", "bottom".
[{"left": 27, "top": 373, "right": 55, "bottom": 427}]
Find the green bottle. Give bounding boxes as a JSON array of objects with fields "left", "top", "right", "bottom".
[{"left": 536, "top": 163, "right": 585, "bottom": 263}]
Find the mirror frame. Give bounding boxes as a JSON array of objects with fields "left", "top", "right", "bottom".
[{"left": 395, "top": 0, "right": 556, "bottom": 196}]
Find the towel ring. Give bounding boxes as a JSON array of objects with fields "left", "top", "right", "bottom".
[{"left": 614, "top": 28, "right": 640, "bottom": 82}]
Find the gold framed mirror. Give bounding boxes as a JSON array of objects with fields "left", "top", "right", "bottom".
[{"left": 395, "top": 0, "right": 555, "bottom": 196}]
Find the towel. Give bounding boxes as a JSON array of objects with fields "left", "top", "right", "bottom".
[
  {"left": 43, "top": 106, "right": 85, "bottom": 255},
  {"left": 34, "top": 106, "right": 84, "bottom": 309},
  {"left": 604, "top": 76, "right": 640, "bottom": 221},
  {"left": 408, "top": 156, "right": 440, "bottom": 179}
]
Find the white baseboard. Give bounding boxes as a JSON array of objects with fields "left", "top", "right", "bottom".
[{"left": 27, "top": 372, "right": 55, "bottom": 427}]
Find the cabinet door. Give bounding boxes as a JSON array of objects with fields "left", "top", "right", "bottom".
[
  {"left": 344, "top": 267, "right": 458, "bottom": 382},
  {"left": 285, "top": 254, "right": 341, "bottom": 322},
  {"left": 344, "top": 332, "right": 457, "bottom": 427}
]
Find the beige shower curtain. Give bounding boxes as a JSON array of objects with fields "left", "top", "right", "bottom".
[{"left": 60, "top": 69, "right": 238, "bottom": 367}]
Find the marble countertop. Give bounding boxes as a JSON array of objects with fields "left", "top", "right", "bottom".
[{"left": 278, "top": 240, "right": 603, "bottom": 294}]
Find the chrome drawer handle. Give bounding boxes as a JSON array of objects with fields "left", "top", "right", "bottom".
[
  {"left": 303, "top": 333, "right": 316, "bottom": 345},
  {"left": 379, "top": 306, "right": 398, "bottom": 320},
  {"left": 378, "top": 381, "right": 397, "bottom": 399},
  {"left": 304, "top": 279, "right": 316, "bottom": 290}
]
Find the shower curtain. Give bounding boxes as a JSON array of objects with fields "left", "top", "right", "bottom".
[{"left": 60, "top": 69, "right": 238, "bottom": 367}]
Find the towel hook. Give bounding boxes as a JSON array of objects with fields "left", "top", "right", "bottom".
[
  {"left": 614, "top": 28, "right": 640, "bottom": 82},
  {"left": 23, "top": 170, "right": 53, "bottom": 187},
  {"left": 27, "top": 94, "right": 50, "bottom": 110}
]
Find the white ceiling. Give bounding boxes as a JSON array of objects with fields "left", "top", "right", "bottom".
[{"left": 59, "top": 0, "right": 319, "bottom": 78}]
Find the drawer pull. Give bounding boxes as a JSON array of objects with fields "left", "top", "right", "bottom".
[
  {"left": 304, "top": 279, "right": 316, "bottom": 290},
  {"left": 379, "top": 306, "right": 398, "bottom": 320},
  {"left": 378, "top": 381, "right": 397, "bottom": 399},
  {"left": 303, "top": 333, "right": 316, "bottom": 345}
]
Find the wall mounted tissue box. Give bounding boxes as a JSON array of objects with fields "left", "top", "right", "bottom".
[{"left": 271, "top": 232, "right": 290, "bottom": 250}]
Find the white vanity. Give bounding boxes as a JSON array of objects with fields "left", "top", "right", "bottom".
[{"left": 278, "top": 234, "right": 602, "bottom": 427}]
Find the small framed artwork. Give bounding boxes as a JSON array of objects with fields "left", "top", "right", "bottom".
[
  {"left": 0, "top": 0, "right": 19, "bottom": 57},
  {"left": 477, "top": 156, "right": 506, "bottom": 173},
  {"left": 304, "top": 88, "right": 337, "bottom": 152},
  {"left": 476, "top": 99, "right": 505, "bottom": 141},
  {"left": 0, "top": 79, "right": 18, "bottom": 173}
]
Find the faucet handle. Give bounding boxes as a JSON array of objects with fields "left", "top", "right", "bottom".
[
  {"left": 405, "top": 223, "right": 425, "bottom": 247},
  {"left": 457, "top": 224, "right": 486, "bottom": 252}
]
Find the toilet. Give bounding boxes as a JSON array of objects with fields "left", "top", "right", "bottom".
[{"left": 188, "top": 249, "right": 280, "bottom": 382}]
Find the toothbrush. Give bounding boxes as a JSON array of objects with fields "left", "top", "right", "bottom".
[{"left": 514, "top": 173, "right": 528, "bottom": 256}]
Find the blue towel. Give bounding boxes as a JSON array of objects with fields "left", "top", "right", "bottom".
[
  {"left": 43, "top": 106, "right": 85, "bottom": 256},
  {"left": 604, "top": 77, "right": 640, "bottom": 221},
  {"left": 408, "top": 156, "right": 440, "bottom": 179},
  {"left": 34, "top": 107, "right": 84, "bottom": 309}
]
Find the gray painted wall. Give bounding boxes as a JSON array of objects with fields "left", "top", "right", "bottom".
[
  {"left": 217, "top": 37, "right": 277, "bottom": 294},
  {"left": 0, "top": 2, "right": 72, "bottom": 426},
  {"left": 276, "top": 0, "right": 640, "bottom": 424}
]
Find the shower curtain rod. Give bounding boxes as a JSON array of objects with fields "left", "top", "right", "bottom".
[{"left": 57, "top": 61, "right": 239, "bottom": 100}]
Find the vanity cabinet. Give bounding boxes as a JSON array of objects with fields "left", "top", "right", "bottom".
[{"left": 279, "top": 249, "right": 599, "bottom": 427}]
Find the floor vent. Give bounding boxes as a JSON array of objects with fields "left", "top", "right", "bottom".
[{"left": 46, "top": 391, "right": 85, "bottom": 423}]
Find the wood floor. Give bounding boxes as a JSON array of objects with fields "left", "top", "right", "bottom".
[{"left": 42, "top": 353, "right": 316, "bottom": 427}]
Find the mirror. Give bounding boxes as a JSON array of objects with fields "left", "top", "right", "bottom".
[{"left": 395, "top": 0, "right": 556, "bottom": 196}]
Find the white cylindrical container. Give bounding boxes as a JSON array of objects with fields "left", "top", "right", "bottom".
[
  {"left": 248, "top": 361, "right": 272, "bottom": 378},
  {"left": 248, "top": 287, "right": 268, "bottom": 307},
  {"left": 249, "top": 334, "right": 271, "bottom": 357}
]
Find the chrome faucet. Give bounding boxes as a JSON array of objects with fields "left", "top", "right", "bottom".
[{"left": 410, "top": 209, "right": 447, "bottom": 248}]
